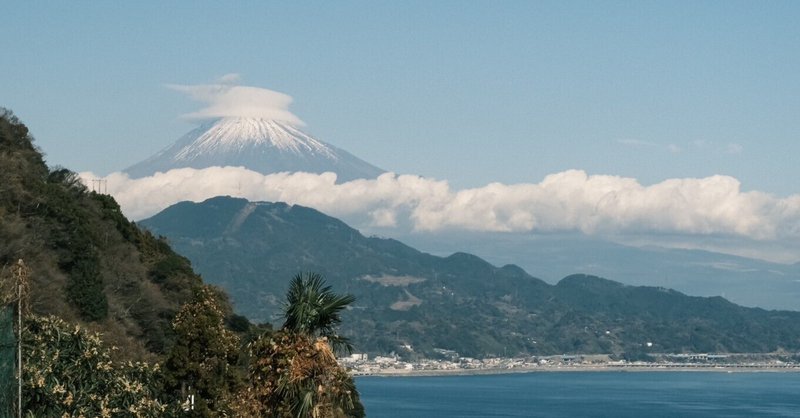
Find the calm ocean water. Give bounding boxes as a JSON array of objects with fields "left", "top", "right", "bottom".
[{"left": 356, "top": 372, "right": 800, "bottom": 417}]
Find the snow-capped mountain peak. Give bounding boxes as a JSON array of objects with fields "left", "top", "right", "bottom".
[
  {"left": 173, "top": 118, "right": 337, "bottom": 161},
  {"left": 124, "top": 117, "right": 384, "bottom": 182}
]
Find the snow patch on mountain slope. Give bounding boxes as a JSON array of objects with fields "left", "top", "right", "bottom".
[{"left": 172, "top": 118, "right": 337, "bottom": 161}]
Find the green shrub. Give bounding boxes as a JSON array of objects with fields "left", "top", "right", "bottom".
[{"left": 22, "top": 315, "right": 173, "bottom": 416}]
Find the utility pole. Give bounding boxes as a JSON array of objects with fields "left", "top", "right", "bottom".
[
  {"left": 17, "top": 271, "right": 21, "bottom": 418},
  {"left": 13, "top": 259, "right": 29, "bottom": 418}
]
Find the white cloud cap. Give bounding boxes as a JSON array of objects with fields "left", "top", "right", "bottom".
[{"left": 167, "top": 82, "right": 304, "bottom": 125}]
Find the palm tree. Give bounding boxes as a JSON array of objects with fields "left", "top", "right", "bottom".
[
  {"left": 282, "top": 272, "right": 355, "bottom": 353},
  {"left": 233, "top": 273, "right": 364, "bottom": 417}
]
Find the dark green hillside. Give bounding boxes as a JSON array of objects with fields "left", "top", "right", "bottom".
[
  {"left": 0, "top": 109, "right": 227, "bottom": 360},
  {"left": 142, "top": 196, "right": 800, "bottom": 359},
  {"left": 553, "top": 275, "right": 799, "bottom": 353}
]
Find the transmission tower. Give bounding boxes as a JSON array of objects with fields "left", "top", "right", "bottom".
[{"left": 91, "top": 179, "right": 108, "bottom": 194}]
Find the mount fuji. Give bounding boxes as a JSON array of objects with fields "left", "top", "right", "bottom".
[{"left": 124, "top": 117, "right": 385, "bottom": 182}]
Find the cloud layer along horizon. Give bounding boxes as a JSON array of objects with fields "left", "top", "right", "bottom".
[
  {"left": 81, "top": 168, "right": 800, "bottom": 246},
  {"left": 167, "top": 82, "right": 304, "bottom": 125}
]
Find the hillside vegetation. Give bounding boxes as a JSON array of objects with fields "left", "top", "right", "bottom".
[
  {"left": 0, "top": 109, "right": 364, "bottom": 417},
  {"left": 143, "top": 196, "right": 800, "bottom": 359},
  {"left": 0, "top": 108, "right": 212, "bottom": 359}
]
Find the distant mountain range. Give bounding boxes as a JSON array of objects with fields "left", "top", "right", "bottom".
[
  {"left": 394, "top": 232, "right": 800, "bottom": 311},
  {"left": 124, "top": 117, "right": 385, "bottom": 181},
  {"left": 141, "top": 196, "right": 800, "bottom": 359}
]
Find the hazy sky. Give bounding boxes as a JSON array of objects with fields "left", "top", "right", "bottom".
[{"left": 3, "top": 1, "right": 799, "bottom": 194}]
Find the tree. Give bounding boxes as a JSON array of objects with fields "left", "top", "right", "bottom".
[
  {"left": 282, "top": 272, "right": 356, "bottom": 353},
  {"left": 162, "top": 286, "right": 241, "bottom": 416},
  {"left": 233, "top": 273, "right": 364, "bottom": 417}
]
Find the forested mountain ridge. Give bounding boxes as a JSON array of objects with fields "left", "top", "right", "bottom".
[
  {"left": 0, "top": 108, "right": 228, "bottom": 360},
  {"left": 143, "top": 196, "right": 800, "bottom": 359}
]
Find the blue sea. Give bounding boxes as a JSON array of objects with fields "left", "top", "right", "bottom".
[{"left": 357, "top": 372, "right": 800, "bottom": 417}]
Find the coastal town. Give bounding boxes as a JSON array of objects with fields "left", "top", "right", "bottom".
[{"left": 340, "top": 352, "right": 800, "bottom": 376}]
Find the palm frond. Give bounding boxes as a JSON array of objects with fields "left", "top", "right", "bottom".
[{"left": 282, "top": 272, "right": 355, "bottom": 343}]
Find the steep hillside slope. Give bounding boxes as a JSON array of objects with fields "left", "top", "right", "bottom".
[{"left": 0, "top": 109, "right": 231, "bottom": 360}]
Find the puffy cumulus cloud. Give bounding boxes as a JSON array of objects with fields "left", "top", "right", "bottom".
[
  {"left": 167, "top": 83, "right": 304, "bottom": 125},
  {"left": 80, "top": 168, "right": 800, "bottom": 242}
]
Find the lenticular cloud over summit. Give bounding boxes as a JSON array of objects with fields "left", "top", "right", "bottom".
[{"left": 167, "top": 83, "right": 304, "bottom": 125}]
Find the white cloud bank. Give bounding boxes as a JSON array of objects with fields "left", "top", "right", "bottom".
[
  {"left": 80, "top": 168, "right": 800, "bottom": 243},
  {"left": 166, "top": 83, "right": 304, "bottom": 125}
]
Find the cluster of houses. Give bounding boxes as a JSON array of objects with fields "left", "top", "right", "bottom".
[{"left": 339, "top": 351, "right": 800, "bottom": 375}]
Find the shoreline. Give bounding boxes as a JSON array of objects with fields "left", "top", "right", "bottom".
[{"left": 357, "top": 364, "right": 800, "bottom": 377}]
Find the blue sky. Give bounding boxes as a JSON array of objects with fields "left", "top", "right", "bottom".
[
  {"left": 4, "top": 1, "right": 800, "bottom": 265},
  {"left": 3, "top": 1, "right": 799, "bottom": 195}
]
